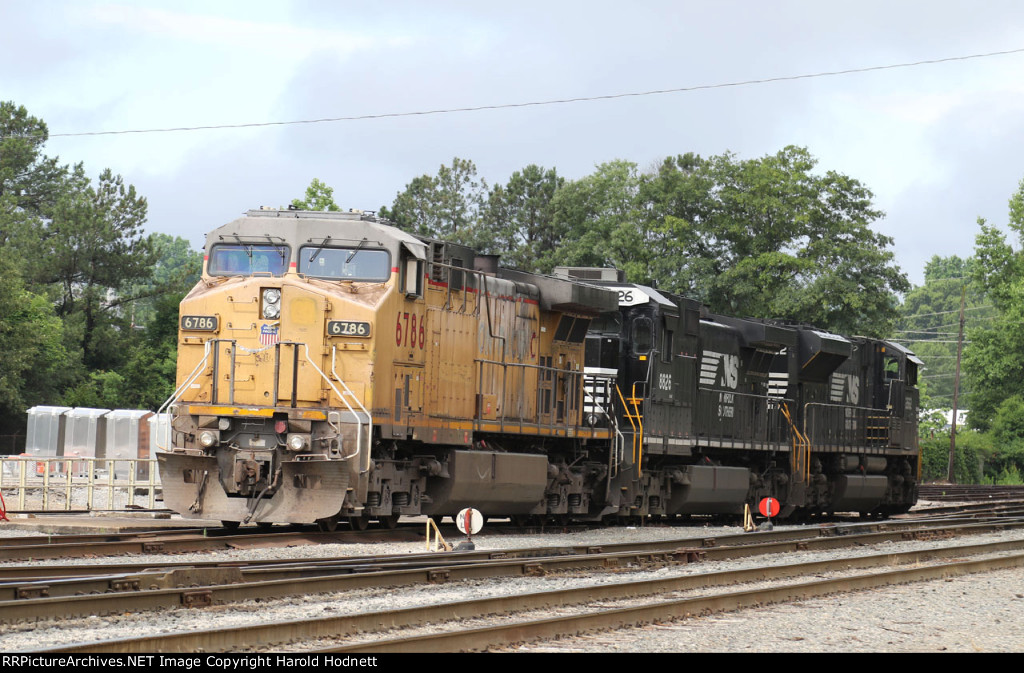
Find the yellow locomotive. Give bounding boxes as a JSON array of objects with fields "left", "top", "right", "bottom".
[{"left": 159, "top": 208, "right": 617, "bottom": 529}]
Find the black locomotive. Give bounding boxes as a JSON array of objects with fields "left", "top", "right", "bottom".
[{"left": 565, "top": 267, "right": 920, "bottom": 521}]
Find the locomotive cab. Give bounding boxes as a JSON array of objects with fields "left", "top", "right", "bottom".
[{"left": 161, "top": 210, "right": 427, "bottom": 527}]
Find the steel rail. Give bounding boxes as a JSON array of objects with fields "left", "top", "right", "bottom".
[
  {"left": 0, "top": 527, "right": 423, "bottom": 562},
  {"left": 0, "top": 509, "right": 1017, "bottom": 563},
  {"left": 323, "top": 552, "right": 1024, "bottom": 653},
  {"left": 2, "top": 521, "right": 1022, "bottom": 621},
  {"left": 1, "top": 519, "right": 1022, "bottom": 592},
  {"left": 0, "top": 528, "right": 213, "bottom": 548},
  {"left": 35, "top": 538, "right": 1024, "bottom": 653}
]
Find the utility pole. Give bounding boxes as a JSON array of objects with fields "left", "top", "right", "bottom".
[{"left": 947, "top": 286, "right": 966, "bottom": 483}]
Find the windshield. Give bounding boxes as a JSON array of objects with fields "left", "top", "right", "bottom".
[
  {"left": 208, "top": 244, "right": 289, "bottom": 276},
  {"left": 299, "top": 246, "right": 391, "bottom": 281}
]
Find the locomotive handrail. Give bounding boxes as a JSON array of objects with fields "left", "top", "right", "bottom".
[
  {"left": 473, "top": 358, "right": 591, "bottom": 433},
  {"left": 630, "top": 381, "right": 645, "bottom": 471},
  {"left": 327, "top": 345, "right": 372, "bottom": 471},
  {"left": 802, "top": 401, "right": 892, "bottom": 449},
  {"left": 431, "top": 257, "right": 476, "bottom": 315},
  {"left": 693, "top": 387, "right": 791, "bottom": 452},
  {"left": 615, "top": 384, "right": 640, "bottom": 474},
  {"left": 780, "top": 402, "right": 811, "bottom": 484},
  {"left": 156, "top": 339, "right": 215, "bottom": 449},
  {"left": 582, "top": 383, "right": 625, "bottom": 483},
  {"left": 159, "top": 339, "right": 214, "bottom": 414},
  {"left": 801, "top": 401, "right": 894, "bottom": 414}
]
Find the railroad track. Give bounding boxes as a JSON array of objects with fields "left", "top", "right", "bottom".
[
  {"left": 1, "top": 498, "right": 1020, "bottom": 563},
  {"left": 7, "top": 517, "right": 1023, "bottom": 652},
  {"left": 323, "top": 543, "right": 1024, "bottom": 654},
  {"left": 919, "top": 484, "right": 1024, "bottom": 502},
  {"left": 0, "top": 508, "right": 1018, "bottom": 569},
  {"left": 0, "top": 525, "right": 424, "bottom": 562}
]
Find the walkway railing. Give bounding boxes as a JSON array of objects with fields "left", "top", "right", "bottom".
[{"left": 0, "top": 456, "right": 162, "bottom": 512}]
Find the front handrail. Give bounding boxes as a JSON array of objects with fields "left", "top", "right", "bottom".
[
  {"left": 780, "top": 402, "right": 811, "bottom": 483},
  {"left": 583, "top": 380, "right": 624, "bottom": 493},
  {"left": 325, "top": 345, "right": 372, "bottom": 472},
  {"left": 630, "top": 382, "right": 645, "bottom": 471},
  {"left": 156, "top": 339, "right": 214, "bottom": 450},
  {"left": 615, "top": 384, "right": 640, "bottom": 472}
]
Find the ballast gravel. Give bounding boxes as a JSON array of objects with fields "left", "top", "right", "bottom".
[{"left": 1, "top": 514, "right": 1023, "bottom": 653}]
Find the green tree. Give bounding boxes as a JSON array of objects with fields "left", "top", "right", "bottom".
[
  {"left": 550, "top": 160, "right": 646, "bottom": 274},
  {"left": 30, "top": 167, "right": 155, "bottom": 369},
  {"left": 484, "top": 165, "right": 566, "bottom": 272},
  {"left": 0, "top": 252, "right": 71, "bottom": 429},
  {"left": 549, "top": 147, "right": 907, "bottom": 336},
  {"left": 0, "top": 101, "right": 188, "bottom": 418},
  {"left": 291, "top": 178, "right": 341, "bottom": 212},
  {"left": 895, "top": 255, "right": 993, "bottom": 409},
  {"left": 919, "top": 431, "right": 983, "bottom": 483},
  {"left": 669, "top": 147, "right": 906, "bottom": 335},
  {"left": 964, "top": 178, "right": 1024, "bottom": 431},
  {"left": 123, "top": 233, "right": 202, "bottom": 328},
  {"left": 380, "top": 158, "right": 488, "bottom": 248},
  {"left": 0, "top": 101, "right": 66, "bottom": 225}
]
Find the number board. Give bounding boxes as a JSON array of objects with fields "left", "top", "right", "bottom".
[
  {"left": 617, "top": 287, "right": 650, "bottom": 306},
  {"left": 327, "top": 320, "right": 371, "bottom": 337},
  {"left": 180, "top": 315, "right": 219, "bottom": 331}
]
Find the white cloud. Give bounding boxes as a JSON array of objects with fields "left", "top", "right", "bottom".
[{"left": 84, "top": 4, "right": 412, "bottom": 57}]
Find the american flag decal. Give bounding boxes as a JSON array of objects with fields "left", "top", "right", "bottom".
[{"left": 259, "top": 323, "right": 280, "bottom": 346}]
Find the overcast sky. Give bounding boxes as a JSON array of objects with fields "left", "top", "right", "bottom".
[{"left": 4, "top": 1, "right": 1024, "bottom": 286}]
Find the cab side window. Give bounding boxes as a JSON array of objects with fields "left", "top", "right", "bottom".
[{"left": 632, "top": 317, "right": 653, "bottom": 356}]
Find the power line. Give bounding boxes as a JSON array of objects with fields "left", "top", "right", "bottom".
[
  {"left": 899, "top": 306, "right": 994, "bottom": 320},
  {"left": 894, "top": 330, "right": 962, "bottom": 336},
  {"left": 889, "top": 339, "right": 971, "bottom": 344},
  {"left": 5, "top": 46, "right": 1024, "bottom": 140},
  {"left": 895, "top": 319, "right": 989, "bottom": 331}
]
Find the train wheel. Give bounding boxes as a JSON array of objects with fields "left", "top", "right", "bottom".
[
  {"left": 256, "top": 522, "right": 274, "bottom": 532},
  {"left": 349, "top": 514, "right": 371, "bottom": 531},
  {"left": 221, "top": 520, "right": 240, "bottom": 531},
  {"left": 378, "top": 514, "right": 400, "bottom": 530},
  {"left": 317, "top": 517, "right": 340, "bottom": 532}
]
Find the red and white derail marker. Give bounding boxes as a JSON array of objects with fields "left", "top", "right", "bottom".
[
  {"left": 744, "top": 496, "right": 781, "bottom": 532},
  {"left": 455, "top": 507, "right": 484, "bottom": 550},
  {"left": 759, "top": 496, "right": 780, "bottom": 518}
]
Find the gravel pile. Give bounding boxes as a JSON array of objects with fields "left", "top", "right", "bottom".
[{"left": 0, "top": 516, "right": 1022, "bottom": 653}]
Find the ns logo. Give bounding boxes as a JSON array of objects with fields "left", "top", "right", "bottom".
[
  {"left": 700, "top": 351, "right": 739, "bottom": 389},
  {"left": 830, "top": 373, "right": 860, "bottom": 405},
  {"left": 701, "top": 351, "right": 739, "bottom": 419}
]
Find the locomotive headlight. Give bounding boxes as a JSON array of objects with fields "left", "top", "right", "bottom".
[
  {"left": 199, "top": 430, "right": 219, "bottom": 447},
  {"left": 262, "top": 288, "right": 282, "bottom": 319},
  {"left": 287, "top": 433, "right": 309, "bottom": 452}
]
